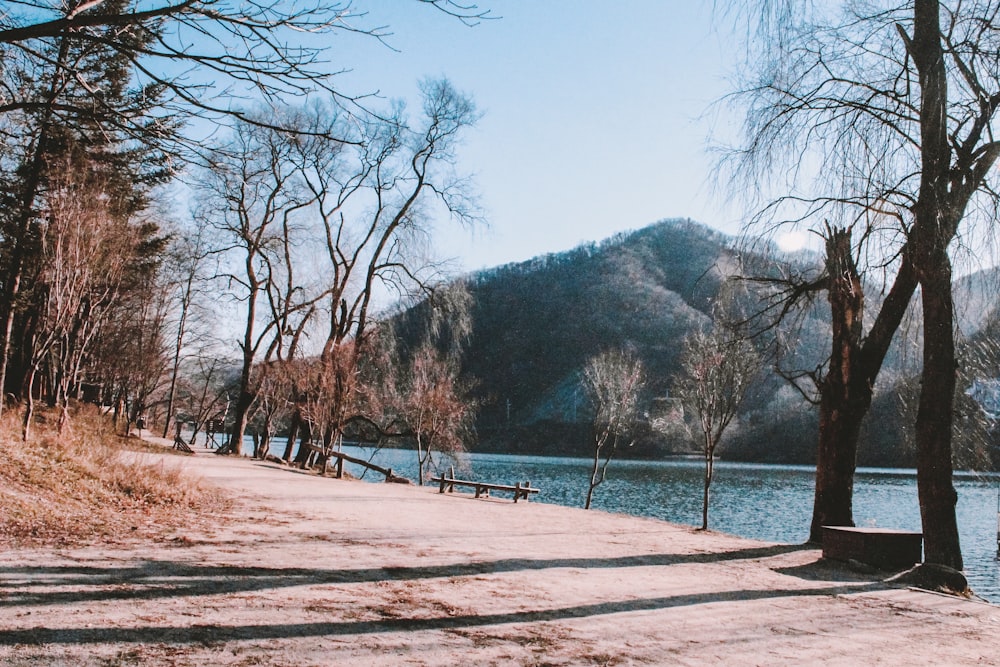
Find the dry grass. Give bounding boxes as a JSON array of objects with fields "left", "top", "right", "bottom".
[{"left": 0, "top": 403, "right": 227, "bottom": 546}]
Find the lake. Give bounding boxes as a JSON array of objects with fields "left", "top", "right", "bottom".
[{"left": 241, "top": 438, "right": 1000, "bottom": 602}]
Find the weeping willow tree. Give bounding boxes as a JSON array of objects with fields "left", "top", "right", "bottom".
[{"left": 722, "top": 0, "right": 1000, "bottom": 568}]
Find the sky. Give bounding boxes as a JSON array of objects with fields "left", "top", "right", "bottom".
[{"left": 330, "top": 1, "right": 744, "bottom": 274}]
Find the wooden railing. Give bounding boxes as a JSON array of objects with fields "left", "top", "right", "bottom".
[{"left": 307, "top": 444, "right": 402, "bottom": 482}]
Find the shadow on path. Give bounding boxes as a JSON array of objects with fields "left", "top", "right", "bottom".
[
  {"left": 0, "top": 544, "right": 814, "bottom": 608},
  {"left": 0, "top": 582, "right": 884, "bottom": 646}
]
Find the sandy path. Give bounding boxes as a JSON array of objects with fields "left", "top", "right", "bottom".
[{"left": 1, "top": 450, "right": 997, "bottom": 666}]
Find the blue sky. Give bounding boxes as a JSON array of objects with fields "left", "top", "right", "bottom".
[{"left": 332, "top": 1, "right": 741, "bottom": 274}]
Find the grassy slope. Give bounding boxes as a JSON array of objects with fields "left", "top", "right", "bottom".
[{"left": 0, "top": 405, "right": 225, "bottom": 546}]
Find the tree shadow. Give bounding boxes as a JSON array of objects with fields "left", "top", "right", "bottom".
[
  {"left": 0, "top": 543, "right": 821, "bottom": 608},
  {"left": 772, "top": 558, "right": 885, "bottom": 583},
  {"left": 0, "top": 581, "right": 885, "bottom": 646}
]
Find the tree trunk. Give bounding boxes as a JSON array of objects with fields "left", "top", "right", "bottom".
[
  {"left": 809, "top": 228, "right": 866, "bottom": 541},
  {"left": 585, "top": 450, "right": 601, "bottom": 510},
  {"left": 909, "top": 0, "right": 963, "bottom": 569},
  {"left": 21, "top": 367, "right": 37, "bottom": 442},
  {"left": 189, "top": 422, "right": 202, "bottom": 447},
  {"left": 416, "top": 434, "right": 425, "bottom": 486},
  {"left": 915, "top": 258, "right": 963, "bottom": 569},
  {"left": 293, "top": 420, "right": 313, "bottom": 466},
  {"left": 56, "top": 379, "right": 71, "bottom": 435},
  {"left": 701, "top": 436, "right": 715, "bottom": 531},
  {"left": 283, "top": 409, "right": 300, "bottom": 461},
  {"left": 220, "top": 389, "right": 253, "bottom": 456}
]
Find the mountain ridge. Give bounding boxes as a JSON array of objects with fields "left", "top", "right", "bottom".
[{"left": 401, "top": 218, "right": 999, "bottom": 469}]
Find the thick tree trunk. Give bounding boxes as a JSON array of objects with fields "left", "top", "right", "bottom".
[
  {"left": 915, "top": 259, "right": 963, "bottom": 569},
  {"left": 807, "top": 229, "right": 920, "bottom": 542},
  {"left": 293, "top": 420, "right": 313, "bottom": 466},
  {"left": 220, "top": 389, "right": 253, "bottom": 456},
  {"left": 809, "top": 229, "right": 865, "bottom": 541},
  {"left": 909, "top": 0, "right": 963, "bottom": 569},
  {"left": 283, "top": 409, "right": 300, "bottom": 461},
  {"left": 810, "top": 398, "right": 867, "bottom": 541}
]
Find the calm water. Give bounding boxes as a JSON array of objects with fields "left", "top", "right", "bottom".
[{"left": 243, "top": 438, "right": 1000, "bottom": 601}]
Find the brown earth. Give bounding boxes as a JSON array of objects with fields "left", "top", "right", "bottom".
[{"left": 1, "top": 445, "right": 997, "bottom": 666}]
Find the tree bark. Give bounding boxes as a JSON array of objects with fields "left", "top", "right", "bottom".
[
  {"left": 293, "top": 420, "right": 313, "bottom": 466},
  {"left": 585, "top": 447, "right": 601, "bottom": 510},
  {"left": 221, "top": 388, "right": 252, "bottom": 456},
  {"left": 283, "top": 409, "right": 300, "bottom": 461},
  {"left": 915, "top": 256, "right": 963, "bottom": 569},
  {"left": 809, "top": 229, "right": 865, "bottom": 540},
  {"left": 909, "top": 0, "right": 964, "bottom": 569},
  {"left": 807, "top": 225, "right": 922, "bottom": 542},
  {"left": 21, "top": 367, "right": 37, "bottom": 441},
  {"left": 0, "top": 38, "right": 71, "bottom": 417},
  {"left": 701, "top": 442, "right": 714, "bottom": 531}
]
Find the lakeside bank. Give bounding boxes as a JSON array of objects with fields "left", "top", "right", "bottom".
[{"left": 1, "top": 450, "right": 997, "bottom": 666}]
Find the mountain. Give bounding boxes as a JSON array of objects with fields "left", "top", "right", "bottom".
[
  {"left": 413, "top": 218, "right": 824, "bottom": 458},
  {"left": 398, "top": 218, "right": 1000, "bottom": 469}
]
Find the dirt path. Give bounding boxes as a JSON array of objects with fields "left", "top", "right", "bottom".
[{"left": 1, "top": 450, "right": 997, "bottom": 666}]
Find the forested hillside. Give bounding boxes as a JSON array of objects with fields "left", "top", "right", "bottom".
[
  {"left": 404, "top": 219, "right": 1000, "bottom": 469},
  {"left": 465, "top": 220, "right": 725, "bottom": 441},
  {"left": 400, "top": 219, "right": 827, "bottom": 458}
]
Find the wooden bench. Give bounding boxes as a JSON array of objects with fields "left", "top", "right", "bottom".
[
  {"left": 822, "top": 526, "right": 923, "bottom": 571},
  {"left": 431, "top": 476, "right": 539, "bottom": 502}
]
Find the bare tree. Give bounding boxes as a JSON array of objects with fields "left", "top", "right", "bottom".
[
  {"left": 288, "top": 82, "right": 480, "bottom": 465},
  {"left": 198, "top": 112, "right": 320, "bottom": 455},
  {"left": 21, "top": 155, "right": 146, "bottom": 439},
  {"left": 723, "top": 0, "right": 1000, "bottom": 567},
  {"left": 200, "top": 80, "right": 478, "bottom": 458},
  {"left": 746, "top": 225, "right": 908, "bottom": 541},
  {"left": 673, "top": 324, "right": 758, "bottom": 530},
  {"left": 381, "top": 281, "right": 476, "bottom": 484},
  {"left": 251, "top": 361, "right": 299, "bottom": 459},
  {"left": 0, "top": 0, "right": 493, "bottom": 419},
  {"left": 581, "top": 349, "right": 644, "bottom": 510},
  {"left": 160, "top": 219, "right": 216, "bottom": 437},
  {"left": 173, "top": 355, "right": 233, "bottom": 447},
  {"left": 0, "top": 1, "right": 493, "bottom": 142},
  {"left": 397, "top": 345, "right": 473, "bottom": 485}
]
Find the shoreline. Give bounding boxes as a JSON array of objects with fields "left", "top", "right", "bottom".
[{"left": 1, "top": 448, "right": 997, "bottom": 665}]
